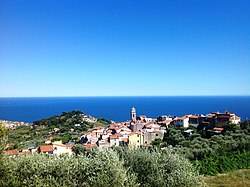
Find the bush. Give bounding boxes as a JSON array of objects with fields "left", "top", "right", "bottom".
[
  {"left": 0, "top": 148, "right": 205, "bottom": 187},
  {"left": 115, "top": 147, "right": 205, "bottom": 187},
  {"left": 0, "top": 150, "right": 138, "bottom": 187},
  {"left": 194, "top": 150, "right": 250, "bottom": 176}
]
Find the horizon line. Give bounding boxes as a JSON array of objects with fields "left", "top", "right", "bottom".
[{"left": 1, "top": 95, "right": 250, "bottom": 98}]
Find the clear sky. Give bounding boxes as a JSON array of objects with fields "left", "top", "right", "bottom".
[{"left": 0, "top": 0, "right": 249, "bottom": 97}]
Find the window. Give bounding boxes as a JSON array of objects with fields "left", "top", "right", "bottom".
[
  {"left": 137, "top": 134, "right": 140, "bottom": 137},
  {"left": 137, "top": 140, "right": 140, "bottom": 143},
  {"left": 156, "top": 134, "right": 158, "bottom": 136}
]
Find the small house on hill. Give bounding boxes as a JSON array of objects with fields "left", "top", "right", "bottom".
[
  {"left": 38, "top": 145, "right": 53, "bottom": 154},
  {"left": 5, "top": 149, "right": 19, "bottom": 157}
]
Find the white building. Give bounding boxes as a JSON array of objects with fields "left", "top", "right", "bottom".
[
  {"left": 174, "top": 115, "right": 190, "bottom": 128},
  {"left": 52, "top": 143, "right": 73, "bottom": 156}
]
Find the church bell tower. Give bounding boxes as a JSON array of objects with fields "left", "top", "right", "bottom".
[{"left": 131, "top": 107, "right": 136, "bottom": 122}]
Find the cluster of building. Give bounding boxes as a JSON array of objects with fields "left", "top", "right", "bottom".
[
  {"left": 4, "top": 107, "right": 241, "bottom": 157},
  {"left": 5, "top": 140, "right": 74, "bottom": 157},
  {"left": 161, "top": 111, "right": 240, "bottom": 129},
  {"left": 79, "top": 107, "right": 166, "bottom": 150},
  {"left": 0, "top": 119, "right": 31, "bottom": 129}
]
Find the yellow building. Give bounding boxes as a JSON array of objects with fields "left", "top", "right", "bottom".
[{"left": 128, "top": 131, "right": 144, "bottom": 149}]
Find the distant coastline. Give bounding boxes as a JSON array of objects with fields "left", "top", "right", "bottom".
[{"left": 0, "top": 96, "right": 250, "bottom": 123}]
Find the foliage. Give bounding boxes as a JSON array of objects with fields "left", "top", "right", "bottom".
[
  {"left": 193, "top": 151, "right": 250, "bottom": 176},
  {"left": 97, "top": 117, "right": 112, "bottom": 127},
  {"left": 162, "top": 120, "right": 250, "bottom": 176},
  {"left": 165, "top": 121, "right": 250, "bottom": 160},
  {"left": 151, "top": 138, "right": 163, "bottom": 148},
  {"left": 241, "top": 120, "right": 250, "bottom": 131},
  {"left": 0, "top": 148, "right": 205, "bottom": 187},
  {"left": 7, "top": 110, "right": 111, "bottom": 148},
  {"left": 0, "top": 123, "right": 8, "bottom": 155},
  {"left": 0, "top": 123, "right": 8, "bottom": 182},
  {"left": 164, "top": 128, "right": 185, "bottom": 146},
  {"left": 115, "top": 147, "right": 205, "bottom": 187},
  {"left": 7, "top": 125, "right": 49, "bottom": 149},
  {"left": 204, "top": 169, "right": 250, "bottom": 187},
  {"left": 0, "top": 150, "right": 138, "bottom": 187},
  {"left": 33, "top": 110, "right": 91, "bottom": 132},
  {"left": 72, "top": 144, "right": 87, "bottom": 155}
]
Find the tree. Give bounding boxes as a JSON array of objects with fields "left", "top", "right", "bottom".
[
  {"left": 0, "top": 123, "right": 8, "bottom": 182},
  {"left": 0, "top": 123, "right": 7, "bottom": 155},
  {"left": 151, "top": 138, "right": 162, "bottom": 148},
  {"left": 241, "top": 120, "right": 250, "bottom": 130},
  {"left": 164, "top": 128, "right": 185, "bottom": 146},
  {"left": 72, "top": 144, "right": 86, "bottom": 155}
]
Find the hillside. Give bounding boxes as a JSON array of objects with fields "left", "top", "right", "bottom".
[{"left": 7, "top": 110, "right": 111, "bottom": 149}]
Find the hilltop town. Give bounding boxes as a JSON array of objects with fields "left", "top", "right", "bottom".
[{"left": 3, "top": 107, "right": 241, "bottom": 157}]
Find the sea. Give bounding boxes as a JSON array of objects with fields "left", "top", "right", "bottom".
[{"left": 0, "top": 96, "right": 250, "bottom": 123}]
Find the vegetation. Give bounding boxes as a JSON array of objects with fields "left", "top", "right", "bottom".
[
  {"left": 1, "top": 123, "right": 205, "bottom": 186},
  {"left": 2, "top": 110, "right": 250, "bottom": 186},
  {"left": 0, "top": 148, "right": 204, "bottom": 187},
  {"left": 33, "top": 110, "right": 96, "bottom": 131},
  {"left": 194, "top": 151, "right": 250, "bottom": 176},
  {"left": 114, "top": 147, "right": 205, "bottom": 187},
  {"left": 0, "top": 123, "right": 8, "bottom": 181},
  {"left": 163, "top": 120, "right": 250, "bottom": 175},
  {"left": 6, "top": 110, "right": 111, "bottom": 149},
  {"left": 204, "top": 169, "right": 250, "bottom": 187},
  {"left": 0, "top": 123, "right": 7, "bottom": 155}
]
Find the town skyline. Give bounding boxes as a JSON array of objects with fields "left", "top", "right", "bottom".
[{"left": 1, "top": 0, "right": 250, "bottom": 97}]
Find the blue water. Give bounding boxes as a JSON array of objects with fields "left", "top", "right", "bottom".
[{"left": 0, "top": 96, "right": 249, "bottom": 123}]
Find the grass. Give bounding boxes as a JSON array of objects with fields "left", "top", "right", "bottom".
[{"left": 204, "top": 169, "right": 250, "bottom": 187}]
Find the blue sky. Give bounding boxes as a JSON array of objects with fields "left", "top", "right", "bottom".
[{"left": 0, "top": 0, "right": 249, "bottom": 97}]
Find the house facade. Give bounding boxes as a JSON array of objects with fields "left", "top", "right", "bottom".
[{"left": 128, "top": 131, "right": 144, "bottom": 149}]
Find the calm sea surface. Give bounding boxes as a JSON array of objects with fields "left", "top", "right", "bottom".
[{"left": 0, "top": 96, "right": 249, "bottom": 123}]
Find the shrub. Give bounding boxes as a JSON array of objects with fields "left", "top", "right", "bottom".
[
  {"left": 115, "top": 147, "right": 205, "bottom": 187},
  {"left": 0, "top": 147, "right": 205, "bottom": 187},
  {"left": 194, "top": 150, "right": 250, "bottom": 176},
  {"left": 0, "top": 150, "right": 138, "bottom": 187}
]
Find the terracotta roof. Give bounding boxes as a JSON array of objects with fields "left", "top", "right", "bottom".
[
  {"left": 121, "top": 138, "right": 128, "bottom": 142},
  {"left": 5, "top": 143, "right": 12, "bottom": 147},
  {"left": 234, "top": 115, "right": 240, "bottom": 120},
  {"left": 213, "top": 127, "right": 224, "bottom": 131},
  {"left": 116, "top": 126, "right": 131, "bottom": 131},
  {"left": 109, "top": 135, "right": 118, "bottom": 139},
  {"left": 128, "top": 131, "right": 142, "bottom": 136},
  {"left": 181, "top": 115, "right": 190, "bottom": 120},
  {"left": 109, "top": 125, "right": 116, "bottom": 130},
  {"left": 39, "top": 145, "right": 53, "bottom": 153},
  {"left": 189, "top": 115, "right": 199, "bottom": 119},
  {"left": 144, "top": 122, "right": 154, "bottom": 127},
  {"left": 173, "top": 117, "right": 181, "bottom": 120},
  {"left": 93, "top": 126, "right": 104, "bottom": 130},
  {"left": 158, "top": 120, "right": 173, "bottom": 124},
  {"left": 109, "top": 133, "right": 122, "bottom": 139},
  {"left": 5, "top": 149, "right": 19, "bottom": 155}
]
